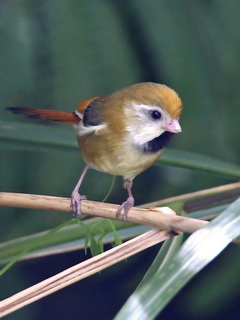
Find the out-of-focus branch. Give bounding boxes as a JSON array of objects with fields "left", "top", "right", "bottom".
[{"left": 0, "top": 228, "right": 172, "bottom": 317}]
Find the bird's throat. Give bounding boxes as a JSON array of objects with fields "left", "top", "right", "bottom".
[{"left": 141, "top": 131, "right": 174, "bottom": 153}]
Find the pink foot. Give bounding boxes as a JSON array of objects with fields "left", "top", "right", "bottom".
[
  {"left": 116, "top": 196, "right": 134, "bottom": 221},
  {"left": 70, "top": 191, "right": 86, "bottom": 217}
]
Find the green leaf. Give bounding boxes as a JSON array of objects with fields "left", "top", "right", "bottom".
[
  {"left": 115, "top": 198, "right": 240, "bottom": 320},
  {"left": 0, "top": 121, "right": 77, "bottom": 150},
  {"left": 101, "top": 175, "right": 116, "bottom": 203},
  {"left": 159, "top": 149, "right": 240, "bottom": 179},
  {"left": 0, "top": 218, "right": 77, "bottom": 276},
  {"left": 136, "top": 235, "right": 183, "bottom": 289},
  {"left": 106, "top": 219, "right": 123, "bottom": 247},
  {"left": 0, "top": 218, "right": 142, "bottom": 265},
  {"left": 89, "top": 235, "right": 100, "bottom": 256},
  {"left": 1, "top": 121, "right": 240, "bottom": 179}
]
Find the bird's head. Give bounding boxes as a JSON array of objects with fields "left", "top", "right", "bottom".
[{"left": 120, "top": 82, "right": 182, "bottom": 153}]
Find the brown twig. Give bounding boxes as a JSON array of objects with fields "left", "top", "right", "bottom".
[
  {"left": 0, "top": 228, "right": 172, "bottom": 317},
  {"left": 1, "top": 184, "right": 239, "bottom": 317},
  {"left": 141, "top": 182, "right": 240, "bottom": 211},
  {"left": 0, "top": 192, "right": 208, "bottom": 233}
]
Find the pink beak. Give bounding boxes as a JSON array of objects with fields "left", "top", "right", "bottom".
[{"left": 165, "top": 119, "right": 181, "bottom": 133}]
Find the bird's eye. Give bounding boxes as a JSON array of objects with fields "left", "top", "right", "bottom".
[{"left": 150, "top": 110, "right": 161, "bottom": 120}]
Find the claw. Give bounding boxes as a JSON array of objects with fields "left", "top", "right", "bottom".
[
  {"left": 70, "top": 164, "right": 89, "bottom": 218},
  {"left": 70, "top": 192, "right": 86, "bottom": 217},
  {"left": 116, "top": 196, "right": 134, "bottom": 221},
  {"left": 116, "top": 179, "right": 134, "bottom": 221}
]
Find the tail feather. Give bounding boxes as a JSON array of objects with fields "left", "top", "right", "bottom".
[{"left": 7, "top": 107, "right": 80, "bottom": 124}]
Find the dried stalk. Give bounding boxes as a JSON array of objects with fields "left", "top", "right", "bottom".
[
  {"left": 1, "top": 184, "right": 239, "bottom": 317},
  {"left": 0, "top": 192, "right": 208, "bottom": 233},
  {"left": 0, "top": 228, "right": 171, "bottom": 317}
]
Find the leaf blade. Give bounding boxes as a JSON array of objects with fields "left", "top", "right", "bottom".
[
  {"left": 115, "top": 198, "right": 240, "bottom": 319},
  {"left": 159, "top": 149, "right": 240, "bottom": 179}
]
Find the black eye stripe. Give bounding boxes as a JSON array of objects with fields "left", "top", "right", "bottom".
[{"left": 150, "top": 110, "right": 162, "bottom": 120}]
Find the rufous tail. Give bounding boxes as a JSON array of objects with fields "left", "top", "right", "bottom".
[{"left": 7, "top": 107, "right": 80, "bottom": 124}]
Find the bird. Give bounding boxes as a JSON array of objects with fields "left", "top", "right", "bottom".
[{"left": 7, "top": 82, "right": 182, "bottom": 220}]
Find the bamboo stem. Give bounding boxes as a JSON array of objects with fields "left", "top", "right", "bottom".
[{"left": 0, "top": 192, "right": 208, "bottom": 233}]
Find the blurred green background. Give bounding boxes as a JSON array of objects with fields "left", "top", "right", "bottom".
[{"left": 0, "top": 1, "right": 239, "bottom": 319}]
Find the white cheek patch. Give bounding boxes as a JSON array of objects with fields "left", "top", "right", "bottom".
[
  {"left": 125, "top": 124, "right": 165, "bottom": 147},
  {"left": 124, "top": 103, "right": 168, "bottom": 146}
]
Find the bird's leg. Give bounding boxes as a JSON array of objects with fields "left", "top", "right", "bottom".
[
  {"left": 116, "top": 179, "right": 134, "bottom": 221},
  {"left": 70, "top": 164, "right": 90, "bottom": 217}
]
